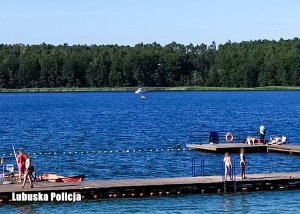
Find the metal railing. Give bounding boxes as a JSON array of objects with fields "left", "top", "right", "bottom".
[
  {"left": 189, "top": 129, "right": 293, "bottom": 145},
  {"left": 189, "top": 129, "right": 259, "bottom": 144}
]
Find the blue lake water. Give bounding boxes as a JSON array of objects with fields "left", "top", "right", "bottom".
[{"left": 0, "top": 91, "right": 300, "bottom": 213}]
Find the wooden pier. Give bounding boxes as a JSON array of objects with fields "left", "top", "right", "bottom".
[
  {"left": 187, "top": 143, "right": 300, "bottom": 154},
  {"left": 1, "top": 172, "right": 300, "bottom": 202},
  {"left": 267, "top": 145, "right": 300, "bottom": 154},
  {"left": 186, "top": 143, "right": 267, "bottom": 153}
]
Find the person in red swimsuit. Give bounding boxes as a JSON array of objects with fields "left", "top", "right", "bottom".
[{"left": 16, "top": 150, "right": 26, "bottom": 182}]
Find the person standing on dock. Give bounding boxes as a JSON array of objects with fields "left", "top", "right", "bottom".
[
  {"left": 20, "top": 153, "right": 34, "bottom": 188},
  {"left": 240, "top": 148, "right": 246, "bottom": 179},
  {"left": 260, "top": 124, "right": 266, "bottom": 143},
  {"left": 224, "top": 152, "right": 232, "bottom": 180},
  {"left": 16, "top": 149, "right": 26, "bottom": 183}
]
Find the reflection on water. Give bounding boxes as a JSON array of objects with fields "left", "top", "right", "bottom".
[
  {"left": 2, "top": 190, "right": 300, "bottom": 213},
  {"left": 223, "top": 194, "right": 233, "bottom": 213},
  {"left": 239, "top": 193, "right": 249, "bottom": 214}
]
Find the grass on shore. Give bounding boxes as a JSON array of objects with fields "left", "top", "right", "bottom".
[{"left": 0, "top": 86, "right": 300, "bottom": 93}]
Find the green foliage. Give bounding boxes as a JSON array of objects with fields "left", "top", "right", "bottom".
[{"left": 0, "top": 39, "right": 300, "bottom": 89}]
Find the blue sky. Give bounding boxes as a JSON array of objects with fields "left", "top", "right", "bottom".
[{"left": 1, "top": 0, "right": 299, "bottom": 45}]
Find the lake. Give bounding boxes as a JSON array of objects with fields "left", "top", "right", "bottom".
[{"left": 0, "top": 91, "right": 300, "bottom": 213}]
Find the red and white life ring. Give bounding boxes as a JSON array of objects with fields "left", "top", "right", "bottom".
[{"left": 226, "top": 132, "right": 234, "bottom": 143}]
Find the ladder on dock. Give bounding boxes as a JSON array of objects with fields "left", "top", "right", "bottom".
[
  {"left": 192, "top": 157, "right": 204, "bottom": 177},
  {"left": 192, "top": 158, "right": 237, "bottom": 193}
]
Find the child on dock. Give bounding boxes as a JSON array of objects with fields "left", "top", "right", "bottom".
[
  {"left": 240, "top": 148, "right": 246, "bottom": 179},
  {"left": 224, "top": 152, "right": 232, "bottom": 180},
  {"left": 20, "top": 153, "right": 34, "bottom": 188}
]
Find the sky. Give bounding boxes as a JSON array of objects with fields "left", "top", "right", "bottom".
[{"left": 1, "top": 0, "right": 300, "bottom": 46}]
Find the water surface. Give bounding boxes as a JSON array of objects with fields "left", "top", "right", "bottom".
[{"left": 0, "top": 91, "right": 299, "bottom": 213}]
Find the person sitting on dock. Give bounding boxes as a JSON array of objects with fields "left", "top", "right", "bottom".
[
  {"left": 260, "top": 124, "right": 266, "bottom": 143},
  {"left": 240, "top": 148, "right": 246, "bottom": 179},
  {"left": 268, "top": 135, "right": 287, "bottom": 145},
  {"left": 20, "top": 153, "right": 34, "bottom": 188},
  {"left": 245, "top": 136, "right": 255, "bottom": 145},
  {"left": 16, "top": 149, "right": 26, "bottom": 183},
  {"left": 224, "top": 152, "right": 232, "bottom": 180},
  {"left": 281, "top": 135, "right": 287, "bottom": 145}
]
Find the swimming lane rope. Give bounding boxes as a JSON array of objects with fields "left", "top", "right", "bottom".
[{"left": 1, "top": 147, "right": 192, "bottom": 158}]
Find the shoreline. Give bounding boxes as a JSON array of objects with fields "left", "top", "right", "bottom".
[{"left": 0, "top": 86, "right": 300, "bottom": 93}]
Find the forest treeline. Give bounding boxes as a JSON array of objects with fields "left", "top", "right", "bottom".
[{"left": 0, "top": 38, "right": 300, "bottom": 88}]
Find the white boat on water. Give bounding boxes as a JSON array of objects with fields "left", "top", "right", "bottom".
[
  {"left": 134, "top": 88, "right": 148, "bottom": 99},
  {"left": 134, "top": 88, "right": 143, "bottom": 94}
]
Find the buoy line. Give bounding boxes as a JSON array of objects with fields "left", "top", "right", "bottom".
[{"left": 1, "top": 147, "right": 192, "bottom": 157}]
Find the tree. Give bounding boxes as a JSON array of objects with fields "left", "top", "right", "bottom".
[{"left": 0, "top": 38, "right": 300, "bottom": 89}]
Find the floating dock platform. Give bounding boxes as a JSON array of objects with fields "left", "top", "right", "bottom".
[
  {"left": 186, "top": 143, "right": 267, "bottom": 153},
  {"left": 187, "top": 143, "right": 300, "bottom": 154},
  {"left": 267, "top": 145, "right": 300, "bottom": 154},
  {"left": 1, "top": 172, "right": 300, "bottom": 203}
]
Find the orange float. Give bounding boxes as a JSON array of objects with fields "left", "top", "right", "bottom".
[{"left": 226, "top": 132, "right": 234, "bottom": 143}]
